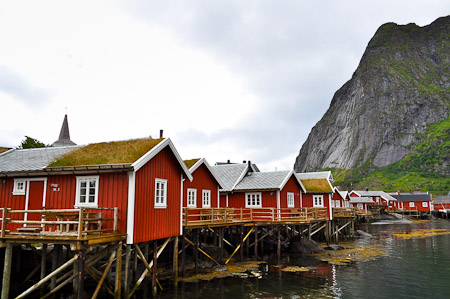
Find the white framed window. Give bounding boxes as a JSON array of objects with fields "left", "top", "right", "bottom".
[
  {"left": 335, "top": 200, "right": 341, "bottom": 208},
  {"left": 187, "top": 189, "right": 197, "bottom": 208},
  {"left": 409, "top": 202, "right": 415, "bottom": 208},
  {"left": 287, "top": 192, "right": 295, "bottom": 208},
  {"left": 313, "top": 195, "right": 324, "bottom": 207},
  {"left": 357, "top": 203, "right": 364, "bottom": 209},
  {"left": 422, "top": 202, "right": 428, "bottom": 208},
  {"left": 155, "top": 179, "right": 167, "bottom": 208},
  {"left": 75, "top": 176, "right": 99, "bottom": 207},
  {"left": 13, "top": 179, "right": 26, "bottom": 195},
  {"left": 202, "top": 190, "right": 211, "bottom": 208},
  {"left": 246, "top": 192, "right": 262, "bottom": 208}
]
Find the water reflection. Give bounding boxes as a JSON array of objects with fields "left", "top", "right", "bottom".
[{"left": 154, "top": 220, "right": 450, "bottom": 299}]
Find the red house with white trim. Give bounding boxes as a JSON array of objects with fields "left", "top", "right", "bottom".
[
  {"left": 0, "top": 136, "right": 192, "bottom": 244},
  {"left": 391, "top": 193, "right": 432, "bottom": 213},
  {"left": 296, "top": 172, "right": 334, "bottom": 220}
]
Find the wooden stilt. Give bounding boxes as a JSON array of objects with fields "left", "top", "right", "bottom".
[
  {"left": 73, "top": 254, "right": 79, "bottom": 298},
  {"left": 92, "top": 250, "right": 117, "bottom": 299},
  {"left": 239, "top": 226, "right": 244, "bottom": 262},
  {"left": 308, "top": 223, "right": 312, "bottom": 240},
  {"left": 41, "top": 243, "right": 48, "bottom": 297},
  {"left": 51, "top": 244, "right": 60, "bottom": 290},
  {"left": 1, "top": 243, "right": 13, "bottom": 299},
  {"left": 152, "top": 240, "right": 158, "bottom": 297},
  {"left": 254, "top": 226, "right": 258, "bottom": 260},
  {"left": 124, "top": 244, "right": 132, "bottom": 298},
  {"left": 195, "top": 229, "right": 199, "bottom": 274},
  {"left": 173, "top": 236, "right": 179, "bottom": 287},
  {"left": 115, "top": 243, "right": 122, "bottom": 299},
  {"left": 78, "top": 249, "right": 85, "bottom": 299},
  {"left": 181, "top": 234, "right": 186, "bottom": 277},
  {"left": 277, "top": 225, "right": 281, "bottom": 265},
  {"left": 336, "top": 224, "right": 339, "bottom": 244},
  {"left": 219, "top": 227, "right": 224, "bottom": 264},
  {"left": 133, "top": 245, "right": 138, "bottom": 283},
  {"left": 225, "top": 227, "right": 255, "bottom": 265}
]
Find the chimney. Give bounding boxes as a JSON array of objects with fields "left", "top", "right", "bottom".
[
  {"left": 243, "top": 160, "right": 246, "bottom": 164},
  {"left": 227, "top": 160, "right": 230, "bottom": 164},
  {"left": 247, "top": 160, "right": 252, "bottom": 172},
  {"left": 160, "top": 130, "right": 164, "bottom": 138}
]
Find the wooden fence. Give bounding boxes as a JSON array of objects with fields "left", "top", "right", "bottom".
[
  {"left": 0, "top": 207, "right": 118, "bottom": 239},
  {"left": 183, "top": 207, "right": 328, "bottom": 227}
]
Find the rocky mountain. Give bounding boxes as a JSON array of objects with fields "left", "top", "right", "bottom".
[{"left": 294, "top": 16, "right": 450, "bottom": 173}]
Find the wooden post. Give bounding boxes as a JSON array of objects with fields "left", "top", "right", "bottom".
[
  {"left": 173, "top": 236, "right": 179, "bottom": 287},
  {"left": 78, "top": 249, "right": 85, "bottom": 299},
  {"left": 239, "top": 226, "right": 244, "bottom": 262},
  {"left": 181, "top": 235, "right": 186, "bottom": 277},
  {"left": 73, "top": 250, "right": 79, "bottom": 299},
  {"left": 277, "top": 225, "right": 281, "bottom": 265},
  {"left": 195, "top": 229, "right": 199, "bottom": 274},
  {"left": 41, "top": 243, "right": 48, "bottom": 294},
  {"left": 152, "top": 240, "right": 158, "bottom": 297},
  {"left": 114, "top": 243, "right": 122, "bottom": 299},
  {"left": 219, "top": 227, "right": 224, "bottom": 264},
  {"left": 336, "top": 224, "right": 339, "bottom": 244},
  {"left": 254, "top": 225, "right": 258, "bottom": 260},
  {"left": 51, "top": 244, "right": 61, "bottom": 290},
  {"left": 133, "top": 245, "right": 138, "bottom": 283},
  {"left": 1, "top": 243, "right": 13, "bottom": 299},
  {"left": 308, "top": 223, "right": 312, "bottom": 240},
  {"left": 124, "top": 244, "right": 132, "bottom": 298}
]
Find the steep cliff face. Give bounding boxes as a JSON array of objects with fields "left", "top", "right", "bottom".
[{"left": 294, "top": 16, "right": 450, "bottom": 173}]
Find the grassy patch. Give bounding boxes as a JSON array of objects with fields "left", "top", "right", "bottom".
[
  {"left": 184, "top": 158, "right": 201, "bottom": 169},
  {"left": 48, "top": 138, "right": 164, "bottom": 166},
  {"left": 0, "top": 147, "right": 11, "bottom": 154},
  {"left": 301, "top": 179, "right": 333, "bottom": 193}
]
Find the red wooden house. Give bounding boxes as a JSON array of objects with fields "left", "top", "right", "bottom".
[
  {"left": 183, "top": 158, "right": 224, "bottom": 209},
  {"left": 0, "top": 137, "right": 193, "bottom": 244},
  {"left": 349, "top": 190, "right": 397, "bottom": 209},
  {"left": 332, "top": 187, "right": 345, "bottom": 208},
  {"left": 296, "top": 172, "right": 334, "bottom": 220},
  {"left": 349, "top": 196, "right": 374, "bottom": 213},
  {"left": 391, "top": 193, "right": 432, "bottom": 212},
  {"left": 213, "top": 162, "right": 305, "bottom": 220},
  {"left": 433, "top": 196, "right": 450, "bottom": 212}
]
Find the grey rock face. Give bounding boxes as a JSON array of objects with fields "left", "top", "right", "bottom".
[{"left": 295, "top": 16, "right": 450, "bottom": 172}]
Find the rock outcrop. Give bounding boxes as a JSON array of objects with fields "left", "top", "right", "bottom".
[{"left": 295, "top": 16, "right": 450, "bottom": 172}]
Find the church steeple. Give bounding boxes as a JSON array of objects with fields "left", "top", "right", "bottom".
[{"left": 52, "top": 114, "right": 76, "bottom": 147}]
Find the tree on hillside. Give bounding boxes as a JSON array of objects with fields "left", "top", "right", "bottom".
[{"left": 17, "top": 136, "right": 50, "bottom": 149}]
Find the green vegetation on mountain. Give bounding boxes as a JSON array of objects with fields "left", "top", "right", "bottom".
[{"left": 334, "top": 116, "right": 450, "bottom": 193}]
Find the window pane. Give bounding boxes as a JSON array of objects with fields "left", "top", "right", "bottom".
[
  {"left": 80, "top": 195, "right": 86, "bottom": 203},
  {"left": 89, "top": 195, "right": 95, "bottom": 203},
  {"left": 89, "top": 180, "right": 96, "bottom": 188}
]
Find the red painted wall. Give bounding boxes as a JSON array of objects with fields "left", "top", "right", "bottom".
[
  {"left": 280, "top": 175, "right": 302, "bottom": 209},
  {"left": 302, "top": 193, "right": 331, "bottom": 219},
  {"left": 183, "top": 164, "right": 219, "bottom": 208},
  {"left": 0, "top": 178, "right": 26, "bottom": 231},
  {"left": 133, "top": 147, "right": 183, "bottom": 243}
]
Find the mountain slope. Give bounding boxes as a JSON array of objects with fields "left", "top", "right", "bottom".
[{"left": 294, "top": 16, "right": 450, "bottom": 173}]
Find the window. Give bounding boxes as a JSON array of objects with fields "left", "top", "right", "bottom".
[
  {"left": 335, "top": 200, "right": 341, "bottom": 208},
  {"left": 357, "top": 203, "right": 364, "bottom": 209},
  {"left": 409, "top": 202, "right": 415, "bottom": 208},
  {"left": 422, "top": 202, "right": 428, "bottom": 208},
  {"left": 313, "top": 195, "right": 324, "bottom": 207},
  {"left": 246, "top": 192, "right": 262, "bottom": 208},
  {"left": 187, "top": 189, "right": 197, "bottom": 208},
  {"left": 13, "top": 179, "right": 26, "bottom": 195},
  {"left": 287, "top": 192, "right": 294, "bottom": 208},
  {"left": 155, "top": 179, "right": 167, "bottom": 208},
  {"left": 202, "top": 190, "right": 211, "bottom": 208},
  {"left": 75, "top": 176, "right": 99, "bottom": 207}
]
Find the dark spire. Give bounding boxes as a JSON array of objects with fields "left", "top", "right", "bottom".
[{"left": 52, "top": 114, "right": 76, "bottom": 147}]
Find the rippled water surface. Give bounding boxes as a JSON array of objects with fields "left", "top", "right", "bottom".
[{"left": 157, "top": 220, "right": 450, "bottom": 299}]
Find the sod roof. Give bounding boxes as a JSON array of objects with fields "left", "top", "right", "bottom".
[
  {"left": 184, "top": 158, "right": 201, "bottom": 169},
  {"left": 48, "top": 138, "right": 164, "bottom": 167},
  {"left": 300, "top": 178, "right": 333, "bottom": 193},
  {"left": 0, "top": 147, "right": 11, "bottom": 154}
]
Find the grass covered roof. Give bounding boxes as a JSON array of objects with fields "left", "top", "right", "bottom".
[
  {"left": 184, "top": 158, "right": 201, "bottom": 169},
  {"left": 0, "top": 147, "right": 10, "bottom": 154},
  {"left": 301, "top": 178, "right": 333, "bottom": 193},
  {"left": 48, "top": 138, "right": 164, "bottom": 167}
]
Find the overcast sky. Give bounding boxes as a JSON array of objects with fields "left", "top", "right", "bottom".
[{"left": 0, "top": 1, "right": 447, "bottom": 171}]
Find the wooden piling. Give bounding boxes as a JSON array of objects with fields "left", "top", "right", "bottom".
[
  {"left": 78, "top": 249, "right": 85, "bottom": 299},
  {"left": 254, "top": 226, "right": 258, "bottom": 260},
  {"left": 124, "top": 244, "right": 132, "bottom": 298},
  {"left": 1, "top": 243, "right": 13, "bottom": 299},
  {"left": 152, "top": 240, "right": 158, "bottom": 297},
  {"left": 181, "top": 234, "right": 186, "bottom": 277},
  {"left": 219, "top": 227, "right": 224, "bottom": 264},
  {"left": 239, "top": 226, "right": 244, "bottom": 262},
  {"left": 195, "top": 229, "right": 199, "bottom": 274},
  {"left": 277, "top": 225, "right": 281, "bottom": 265},
  {"left": 114, "top": 243, "right": 122, "bottom": 299},
  {"left": 173, "top": 236, "right": 179, "bottom": 287}
]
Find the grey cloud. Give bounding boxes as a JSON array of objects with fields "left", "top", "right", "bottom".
[{"left": 0, "top": 66, "right": 50, "bottom": 108}]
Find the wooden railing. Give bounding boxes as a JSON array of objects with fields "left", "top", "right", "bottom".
[
  {"left": 332, "top": 207, "right": 355, "bottom": 218},
  {"left": 183, "top": 207, "right": 328, "bottom": 226},
  {"left": 0, "top": 207, "right": 118, "bottom": 239}
]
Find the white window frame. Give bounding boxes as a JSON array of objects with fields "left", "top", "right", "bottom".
[
  {"left": 154, "top": 178, "right": 167, "bottom": 208},
  {"left": 313, "top": 195, "right": 324, "bottom": 207},
  {"left": 13, "top": 179, "right": 26, "bottom": 195},
  {"left": 422, "top": 201, "right": 428, "bottom": 208},
  {"left": 245, "top": 192, "right": 262, "bottom": 208},
  {"left": 75, "top": 176, "right": 99, "bottom": 208},
  {"left": 409, "top": 202, "right": 415, "bottom": 208},
  {"left": 335, "top": 200, "right": 341, "bottom": 208},
  {"left": 287, "top": 192, "right": 295, "bottom": 208},
  {"left": 202, "top": 190, "right": 211, "bottom": 208},
  {"left": 187, "top": 188, "right": 197, "bottom": 208}
]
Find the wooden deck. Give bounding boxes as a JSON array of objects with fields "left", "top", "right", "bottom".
[
  {"left": 183, "top": 207, "right": 329, "bottom": 228},
  {"left": 0, "top": 207, "right": 125, "bottom": 248}
]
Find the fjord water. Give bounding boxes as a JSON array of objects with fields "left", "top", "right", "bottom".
[{"left": 157, "top": 220, "right": 450, "bottom": 299}]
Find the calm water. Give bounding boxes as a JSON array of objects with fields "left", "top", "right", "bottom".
[{"left": 156, "top": 220, "right": 450, "bottom": 299}]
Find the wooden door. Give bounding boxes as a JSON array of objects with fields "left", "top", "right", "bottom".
[{"left": 27, "top": 180, "right": 44, "bottom": 221}]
